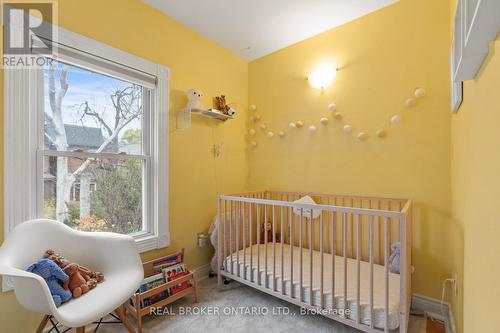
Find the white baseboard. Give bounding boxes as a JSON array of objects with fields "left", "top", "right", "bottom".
[
  {"left": 412, "top": 294, "right": 457, "bottom": 333},
  {"left": 192, "top": 264, "right": 211, "bottom": 282}
]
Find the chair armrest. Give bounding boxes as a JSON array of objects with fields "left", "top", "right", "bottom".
[{"left": 0, "top": 264, "right": 56, "bottom": 315}]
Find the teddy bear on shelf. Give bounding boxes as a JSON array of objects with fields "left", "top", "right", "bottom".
[
  {"left": 63, "top": 263, "right": 98, "bottom": 298},
  {"left": 213, "top": 95, "right": 237, "bottom": 117},
  {"left": 44, "top": 249, "right": 104, "bottom": 283},
  {"left": 26, "top": 259, "right": 72, "bottom": 307},
  {"left": 186, "top": 89, "right": 204, "bottom": 109}
]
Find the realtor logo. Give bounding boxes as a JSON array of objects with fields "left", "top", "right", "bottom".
[{"left": 2, "top": 0, "right": 57, "bottom": 67}]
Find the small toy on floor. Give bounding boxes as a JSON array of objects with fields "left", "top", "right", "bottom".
[{"left": 26, "top": 259, "right": 72, "bottom": 307}]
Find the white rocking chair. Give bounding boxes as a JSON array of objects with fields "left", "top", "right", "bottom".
[{"left": 0, "top": 219, "right": 144, "bottom": 333}]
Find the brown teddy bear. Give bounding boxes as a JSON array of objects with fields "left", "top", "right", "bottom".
[
  {"left": 44, "top": 250, "right": 104, "bottom": 283},
  {"left": 63, "top": 263, "right": 98, "bottom": 298}
]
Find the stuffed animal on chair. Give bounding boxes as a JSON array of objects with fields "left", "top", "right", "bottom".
[
  {"left": 44, "top": 249, "right": 104, "bottom": 283},
  {"left": 63, "top": 263, "right": 97, "bottom": 298},
  {"left": 26, "top": 259, "right": 72, "bottom": 307}
]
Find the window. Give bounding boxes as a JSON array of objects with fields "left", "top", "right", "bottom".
[{"left": 4, "top": 26, "right": 169, "bottom": 253}]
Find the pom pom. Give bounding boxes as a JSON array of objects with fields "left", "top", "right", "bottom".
[
  {"left": 251, "top": 141, "right": 258, "bottom": 147},
  {"left": 248, "top": 129, "right": 256, "bottom": 136},
  {"left": 260, "top": 124, "right": 267, "bottom": 130},
  {"left": 295, "top": 121, "right": 304, "bottom": 128},
  {"left": 249, "top": 104, "right": 257, "bottom": 111},
  {"left": 376, "top": 129, "right": 386, "bottom": 138},
  {"left": 391, "top": 115, "right": 401, "bottom": 124},
  {"left": 343, "top": 124, "right": 352, "bottom": 134},
  {"left": 414, "top": 88, "right": 426, "bottom": 98},
  {"left": 267, "top": 131, "right": 275, "bottom": 138},
  {"left": 288, "top": 122, "right": 297, "bottom": 128},
  {"left": 405, "top": 98, "right": 416, "bottom": 108},
  {"left": 278, "top": 131, "right": 286, "bottom": 138},
  {"left": 333, "top": 112, "right": 342, "bottom": 120},
  {"left": 320, "top": 117, "right": 329, "bottom": 125},
  {"left": 357, "top": 132, "right": 368, "bottom": 140},
  {"left": 308, "top": 125, "right": 317, "bottom": 132},
  {"left": 327, "top": 103, "right": 337, "bottom": 112}
]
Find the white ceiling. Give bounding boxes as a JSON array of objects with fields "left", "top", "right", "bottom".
[{"left": 145, "top": 0, "right": 399, "bottom": 61}]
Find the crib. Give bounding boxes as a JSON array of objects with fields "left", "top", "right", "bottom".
[{"left": 216, "top": 190, "right": 412, "bottom": 333}]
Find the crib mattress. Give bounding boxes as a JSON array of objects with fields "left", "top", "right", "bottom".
[{"left": 224, "top": 243, "right": 400, "bottom": 330}]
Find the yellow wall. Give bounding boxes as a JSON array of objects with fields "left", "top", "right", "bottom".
[
  {"left": 248, "top": 0, "right": 456, "bottom": 305},
  {"left": 448, "top": 1, "right": 464, "bottom": 331},
  {"left": 451, "top": 37, "right": 500, "bottom": 332},
  {"left": 0, "top": 0, "right": 248, "bottom": 331}
]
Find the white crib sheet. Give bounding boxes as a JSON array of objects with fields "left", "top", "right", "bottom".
[{"left": 224, "top": 243, "right": 400, "bottom": 330}]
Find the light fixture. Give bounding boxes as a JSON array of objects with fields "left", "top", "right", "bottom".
[{"left": 308, "top": 65, "right": 337, "bottom": 89}]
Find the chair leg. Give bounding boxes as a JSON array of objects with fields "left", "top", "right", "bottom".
[
  {"left": 115, "top": 306, "right": 136, "bottom": 333},
  {"left": 36, "top": 315, "right": 50, "bottom": 333},
  {"left": 76, "top": 327, "right": 85, "bottom": 333}
]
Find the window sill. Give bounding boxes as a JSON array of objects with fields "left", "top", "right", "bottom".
[{"left": 134, "top": 233, "right": 169, "bottom": 253}]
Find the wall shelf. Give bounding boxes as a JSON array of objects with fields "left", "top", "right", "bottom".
[{"left": 176, "top": 107, "right": 233, "bottom": 129}]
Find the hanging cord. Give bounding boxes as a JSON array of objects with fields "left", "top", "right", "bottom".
[{"left": 435, "top": 278, "right": 455, "bottom": 325}]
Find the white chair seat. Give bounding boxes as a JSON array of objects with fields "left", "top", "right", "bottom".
[
  {"left": 0, "top": 219, "right": 144, "bottom": 328},
  {"left": 55, "top": 271, "right": 143, "bottom": 327}
]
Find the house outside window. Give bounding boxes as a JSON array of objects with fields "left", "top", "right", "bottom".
[{"left": 4, "top": 25, "right": 169, "bottom": 253}]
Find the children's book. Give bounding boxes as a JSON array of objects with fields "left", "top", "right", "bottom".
[
  {"left": 162, "top": 263, "right": 191, "bottom": 295},
  {"left": 152, "top": 253, "right": 182, "bottom": 273},
  {"left": 139, "top": 273, "right": 169, "bottom": 307}
]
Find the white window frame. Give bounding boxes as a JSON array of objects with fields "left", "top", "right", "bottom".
[{"left": 4, "top": 25, "right": 170, "bottom": 254}]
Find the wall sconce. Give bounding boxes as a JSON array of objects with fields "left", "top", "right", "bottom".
[{"left": 308, "top": 65, "right": 337, "bottom": 89}]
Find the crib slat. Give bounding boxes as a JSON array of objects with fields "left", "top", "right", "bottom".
[
  {"left": 250, "top": 202, "right": 253, "bottom": 283},
  {"left": 384, "top": 217, "right": 390, "bottom": 333},
  {"left": 265, "top": 203, "right": 268, "bottom": 288},
  {"left": 370, "top": 216, "right": 375, "bottom": 329},
  {"left": 300, "top": 208, "right": 303, "bottom": 302},
  {"left": 230, "top": 201, "right": 233, "bottom": 275},
  {"left": 356, "top": 214, "right": 361, "bottom": 324},
  {"left": 217, "top": 198, "right": 222, "bottom": 287},
  {"left": 320, "top": 211, "right": 324, "bottom": 309},
  {"left": 223, "top": 200, "right": 227, "bottom": 272},
  {"left": 281, "top": 206, "right": 284, "bottom": 295},
  {"left": 257, "top": 203, "right": 261, "bottom": 286},
  {"left": 290, "top": 207, "right": 294, "bottom": 298},
  {"left": 273, "top": 206, "right": 276, "bottom": 291},
  {"left": 343, "top": 212, "right": 347, "bottom": 316},
  {"left": 243, "top": 202, "right": 247, "bottom": 280},
  {"left": 236, "top": 201, "right": 239, "bottom": 277},
  {"left": 331, "top": 210, "right": 336, "bottom": 309},
  {"left": 309, "top": 209, "right": 313, "bottom": 306}
]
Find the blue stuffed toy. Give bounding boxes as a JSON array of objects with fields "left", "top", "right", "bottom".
[{"left": 27, "top": 258, "right": 72, "bottom": 307}]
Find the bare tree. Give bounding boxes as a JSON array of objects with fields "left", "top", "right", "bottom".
[{"left": 45, "top": 63, "right": 142, "bottom": 221}]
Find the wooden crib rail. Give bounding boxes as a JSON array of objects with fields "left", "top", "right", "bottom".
[{"left": 217, "top": 192, "right": 412, "bottom": 333}]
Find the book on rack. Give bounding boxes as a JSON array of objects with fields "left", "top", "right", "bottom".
[
  {"left": 152, "top": 253, "right": 182, "bottom": 273},
  {"left": 138, "top": 273, "right": 169, "bottom": 307},
  {"left": 162, "top": 263, "right": 191, "bottom": 295}
]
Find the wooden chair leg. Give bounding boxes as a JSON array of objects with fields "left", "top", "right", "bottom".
[
  {"left": 75, "top": 327, "right": 85, "bottom": 333},
  {"left": 115, "top": 306, "right": 136, "bottom": 333},
  {"left": 36, "top": 315, "right": 50, "bottom": 333}
]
